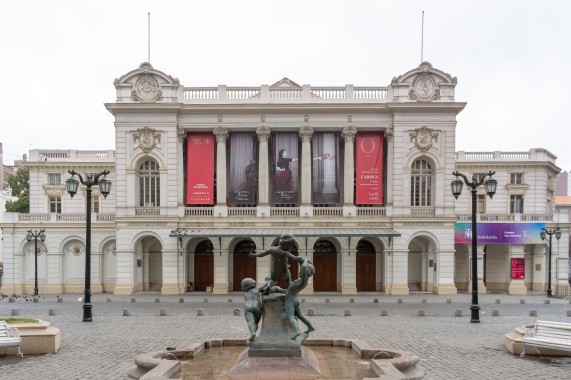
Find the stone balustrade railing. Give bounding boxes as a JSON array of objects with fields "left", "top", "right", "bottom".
[
  {"left": 455, "top": 149, "right": 557, "bottom": 164},
  {"left": 228, "top": 207, "right": 257, "bottom": 217},
  {"left": 12, "top": 213, "right": 114, "bottom": 223},
  {"left": 185, "top": 207, "right": 214, "bottom": 217},
  {"left": 456, "top": 213, "right": 555, "bottom": 222},
  {"left": 183, "top": 85, "right": 388, "bottom": 103},
  {"left": 135, "top": 207, "right": 160, "bottom": 216},
  {"left": 270, "top": 207, "right": 300, "bottom": 217},
  {"left": 29, "top": 149, "right": 115, "bottom": 162},
  {"left": 356, "top": 207, "right": 386, "bottom": 217},
  {"left": 313, "top": 207, "right": 343, "bottom": 217},
  {"left": 411, "top": 207, "right": 436, "bottom": 217}
]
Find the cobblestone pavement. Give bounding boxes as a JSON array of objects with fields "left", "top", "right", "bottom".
[{"left": 1, "top": 292, "right": 570, "bottom": 380}]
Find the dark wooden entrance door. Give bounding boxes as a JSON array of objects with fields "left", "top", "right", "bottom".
[
  {"left": 194, "top": 252, "right": 214, "bottom": 291},
  {"left": 233, "top": 252, "right": 257, "bottom": 291},
  {"left": 277, "top": 246, "right": 299, "bottom": 289},
  {"left": 356, "top": 252, "right": 376, "bottom": 291},
  {"left": 313, "top": 240, "right": 337, "bottom": 291}
]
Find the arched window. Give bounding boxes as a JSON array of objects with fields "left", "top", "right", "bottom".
[
  {"left": 139, "top": 160, "right": 160, "bottom": 207},
  {"left": 410, "top": 159, "right": 432, "bottom": 207}
]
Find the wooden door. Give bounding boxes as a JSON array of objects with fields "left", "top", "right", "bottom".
[
  {"left": 277, "top": 247, "right": 299, "bottom": 289},
  {"left": 233, "top": 252, "right": 256, "bottom": 291},
  {"left": 313, "top": 251, "right": 337, "bottom": 291},
  {"left": 356, "top": 252, "right": 376, "bottom": 291},
  {"left": 194, "top": 252, "right": 214, "bottom": 291}
]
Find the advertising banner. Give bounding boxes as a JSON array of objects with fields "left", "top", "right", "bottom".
[
  {"left": 454, "top": 223, "right": 545, "bottom": 244},
  {"left": 229, "top": 133, "right": 257, "bottom": 204},
  {"left": 312, "top": 133, "right": 340, "bottom": 204},
  {"left": 356, "top": 134, "right": 384, "bottom": 204},
  {"left": 186, "top": 135, "right": 214, "bottom": 204},
  {"left": 511, "top": 258, "right": 525, "bottom": 279},
  {"left": 272, "top": 133, "right": 299, "bottom": 204}
]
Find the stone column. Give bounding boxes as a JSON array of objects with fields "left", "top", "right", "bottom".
[
  {"left": 468, "top": 244, "right": 487, "bottom": 293},
  {"left": 341, "top": 236, "right": 357, "bottom": 294},
  {"left": 256, "top": 126, "right": 271, "bottom": 217},
  {"left": 507, "top": 245, "right": 527, "bottom": 295},
  {"left": 113, "top": 249, "right": 135, "bottom": 295},
  {"left": 214, "top": 126, "right": 228, "bottom": 217},
  {"left": 385, "top": 127, "right": 394, "bottom": 215},
  {"left": 161, "top": 249, "right": 181, "bottom": 294},
  {"left": 342, "top": 126, "right": 357, "bottom": 217},
  {"left": 532, "top": 245, "right": 545, "bottom": 291},
  {"left": 435, "top": 250, "right": 457, "bottom": 295},
  {"left": 299, "top": 126, "right": 313, "bottom": 216},
  {"left": 212, "top": 237, "right": 229, "bottom": 294}
]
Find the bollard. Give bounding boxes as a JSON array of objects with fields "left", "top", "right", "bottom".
[
  {"left": 520, "top": 299, "right": 525, "bottom": 304},
  {"left": 11, "top": 309, "right": 19, "bottom": 316},
  {"left": 446, "top": 299, "right": 452, "bottom": 304},
  {"left": 374, "top": 298, "right": 379, "bottom": 304},
  {"left": 530, "top": 310, "right": 538, "bottom": 317},
  {"left": 307, "top": 308, "right": 314, "bottom": 316},
  {"left": 48, "top": 309, "right": 56, "bottom": 316},
  {"left": 58, "top": 297, "right": 63, "bottom": 303},
  {"left": 495, "top": 299, "right": 501, "bottom": 304},
  {"left": 155, "top": 298, "right": 160, "bottom": 303},
  {"left": 33, "top": 297, "right": 39, "bottom": 303},
  {"left": 325, "top": 298, "right": 330, "bottom": 303},
  {"left": 344, "top": 308, "right": 352, "bottom": 316},
  {"left": 397, "top": 299, "right": 403, "bottom": 304},
  {"left": 492, "top": 310, "right": 500, "bottom": 317},
  {"left": 203, "top": 298, "right": 208, "bottom": 303},
  {"left": 544, "top": 299, "right": 550, "bottom": 305},
  {"left": 349, "top": 298, "right": 354, "bottom": 304},
  {"left": 233, "top": 308, "right": 241, "bottom": 317},
  {"left": 422, "top": 299, "right": 427, "bottom": 304},
  {"left": 106, "top": 297, "right": 112, "bottom": 302},
  {"left": 179, "top": 298, "right": 185, "bottom": 303},
  {"left": 197, "top": 308, "right": 205, "bottom": 316},
  {"left": 131, "top": 298, "right": 136, "bottom": 303},
  {"left": 123, "top": 308, "right": 131, "bottom": 316},
  {"left": 159, "top": 309, "right": 167, "bottom": 316},
  {"left": 455, "top": 310, "right": 462, "bottom": 317},
  {"left": 8, "top": 297, "right": 14, "bottom": 303},
  {"left": 228, "top": 299, "right": 233, "bottom": 303},
  {"left": 380, "top": 309, "right": 388, "bottom": 316}
]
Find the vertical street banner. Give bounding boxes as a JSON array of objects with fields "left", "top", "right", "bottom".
[
  {"left": 229, "top": 133, "right": 257, "bottom": 204},
  {"left": 356, "top": 134, "right": 384, "bottom": 204},
  {"left": 187, "top": 135, "right": 214, "bottom": 204},
  {"left": 312, "top": 132, "right": 340, "bottom": 204},
  {"left": 272, "top": 133, "right": 299, "bottom": 204},
  {"left": 511, "top": 258, "right": 525, "bottom": 279}
]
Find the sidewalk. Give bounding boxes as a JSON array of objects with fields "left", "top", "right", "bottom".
[{"left": 1, "top": 292, "right": 570, "bottom": 379}]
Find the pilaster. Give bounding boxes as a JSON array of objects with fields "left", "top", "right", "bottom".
[
  {"left": 507, "top": 245, "right": 527, "bottom": 295},
  {"left": 299, "top": 126, "right": 313, "bottom": 208},
  {"left": 342, "top": 126, "right": 357, "bottom": 216},
  {"left": 214, "top": 126, "right": 228, "bottom": 216}
]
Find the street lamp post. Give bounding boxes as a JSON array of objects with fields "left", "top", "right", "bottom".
[
  {"left": 66, "top": 170, "right": 112, "bottom": 322},
  {"left": 26, "top": 229, "right": 46, "bottom": 296},
  {"left": 540, "top": 227, "right": 561, "bottom": 298},
  {"left": 451, "top": 170, "right": 497, "bottom": 323}
]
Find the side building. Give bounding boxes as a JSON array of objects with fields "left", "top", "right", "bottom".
[{"left": 1, "top": 62, "right": 569, "bottom": 296}]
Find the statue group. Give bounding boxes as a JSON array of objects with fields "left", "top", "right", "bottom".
[{"left": 241, "top": 234, "right": 315, "bottom": 344}]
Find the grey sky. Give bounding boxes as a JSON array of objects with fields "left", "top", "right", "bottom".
[{"left": 1, "top": 0, "right": 570, "bottom": 170}]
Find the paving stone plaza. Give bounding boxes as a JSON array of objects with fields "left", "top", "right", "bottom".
[{"left": 0, "top": 292, "right": 570, "bottom": 379}]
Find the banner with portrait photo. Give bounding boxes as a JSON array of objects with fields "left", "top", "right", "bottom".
[
  {"left": 229, "top": 133, "right": 257, "bottom": 204},
  {"left": 312, "top": 132, "right": 340, "bottom": 204},
  {"left": 272, "top": 134, "right": 299, "bottom": 204},
  {"left": 356, "top": 134, "right": 384, "bottom": 204},
  {"left": 186, "top": 135, "right": 214, "bottom": 204}
]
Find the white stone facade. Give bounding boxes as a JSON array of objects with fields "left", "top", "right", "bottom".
[{"left": 1, "top": 62, "right": 569, "bottom": 296}]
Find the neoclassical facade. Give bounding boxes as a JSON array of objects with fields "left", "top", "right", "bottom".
[{"left": 1, "top": 62, "right": 569, "bottom": 296}]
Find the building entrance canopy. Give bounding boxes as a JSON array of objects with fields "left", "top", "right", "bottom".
[{"left": 169, "top": 228, "right": 401, "bottom": 238}]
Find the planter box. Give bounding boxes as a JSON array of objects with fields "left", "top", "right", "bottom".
[{"left": 4, "top": 320, "right": 60, "bottom": 356}]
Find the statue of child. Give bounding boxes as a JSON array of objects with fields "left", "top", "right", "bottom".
[
  {"left": 241, "top": 277, "right": 268, "bottom": 341},
  {"left": 285, "top": 259, "right": 316, "bottom": 340}
]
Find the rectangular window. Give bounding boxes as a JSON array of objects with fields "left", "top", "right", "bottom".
[
  {"left": 91, "top": 195, "right": 100, "bottom": 213},
  {"left": 476, "top": 194, "right": 486, "bottom": 213},
  {"left": 510, "top": 195, "right": 524, "bottom": 213},
  {"left": 49, "top": 173, "right": 61, "bottom": 185},
  {"left": 49, "top": 196, "right": 62, "bottom": 213},
  {"left": 510, "top": 173, "right": 523, "bottom": 185}
]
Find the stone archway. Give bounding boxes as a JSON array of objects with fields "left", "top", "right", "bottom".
[
  {"left": 356, "top": 239, "right": 376, "bottom": 291},
  {"left": 233, "top": 240, "right": 257, "bottom": 291},
  {"left": 313, "top": 239, "right": 337, "bottom": 291},
  {"left": 193, "top": 240, "right": 214, "bottom": 291}
]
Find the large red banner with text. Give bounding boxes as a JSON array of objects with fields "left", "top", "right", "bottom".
[
  {"left": 356, "top": 134, "right": 383, "bottom": 204},
  {"left": 187, "top": 135, "right": 214, "bottom": 204},
  {"left": 511, "top": 258, "right": 525, "bottom": 279}
]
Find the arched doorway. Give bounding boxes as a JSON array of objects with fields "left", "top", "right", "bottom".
[
  {"left": 233, "top": 240, "right": 256, "bottom": 291},
  {"left": 136, "top": 235, "right": 163, "bottom": 292},
  {"left": 313, "top": 240, "right": 337, "bottom": 291},
  {"left": 356, "top": 240, "right": 376, "bottom": 291},
  {"left": 194, "top": 240, "right": 214, "bottom": 291}
]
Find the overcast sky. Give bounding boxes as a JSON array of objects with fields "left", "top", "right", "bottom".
[{"left": 1, "top": 1, "right": 570, "bottom": 170}]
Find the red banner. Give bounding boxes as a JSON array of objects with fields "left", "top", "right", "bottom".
[
  {"left": 356, "top": 134, "right": 383, "bottom": 204},
  {"left": 511, "top": 258, "right": 525, "bottom": 279},
  {"left": 187, "top": 135, "right": 214, "bottom": 204}
]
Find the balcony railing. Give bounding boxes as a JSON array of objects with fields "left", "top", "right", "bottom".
[
  {"left": 185, "top": 207, "right": 214, "bottom": 217},
  {"left": 314, "top": 207, "right": 343, "bottom": 217},
  {"left": 13, "top": 213, "right": 114, "bottom": 223},
  {"left": 228, "top": 207, "right": 257, "bottom": 217},
  {"left": 411, "top": 207, "right": 436, "bottom": 217},
  {"left": 135, "top": 207, "right": 160, "bottom": 216},
  {"left": 456, "top": 213, "right": 554, "bottom": 222},
  {"left": 270, "top": 207, "right": 300, "bottom": 217},
  {"left": 356, "top": 207, "right": 386, "bottom": 217}
]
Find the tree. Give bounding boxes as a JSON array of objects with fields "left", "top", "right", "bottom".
[{"left": 5, "top": 167, "right": 29, "bottom": 213}]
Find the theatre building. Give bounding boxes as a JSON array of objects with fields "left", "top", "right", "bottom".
[{"left": 1, "top": 62, "right": 569, "bottom": 296}]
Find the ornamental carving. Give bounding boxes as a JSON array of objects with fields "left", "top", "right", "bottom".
[
  {"left": 256, "top": 126, "right": 271, "bottom": 143},
  {"left": 409, "top": 74, "right": 440, "bottom": 102},
  {"left": 213, "top": 126, "right": 228, "bottom": 143},
  {"left": 342, "top": 126, "right": 357, "bottom": 143},
  {"left": 410, "top": 126, "right": 438, "bottom": 152},
  {"left": 299, "top": 126, "right": 313, "bottom": 143},
  {"left": 132, "top": 69, "right": 163, "bottom": 103},
  {"left": 133, "top": 127, "right": 161, "bottom": 153},
  {"left": 177, "top": 128, "right": 186, "bottom": 143},
  {"left": 385, "top": 127, "right": 394, "bottom": 142}
]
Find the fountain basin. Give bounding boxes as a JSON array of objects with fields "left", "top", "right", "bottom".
[{"left": 128, "top": 338, "right": 423, "bottom": 380}]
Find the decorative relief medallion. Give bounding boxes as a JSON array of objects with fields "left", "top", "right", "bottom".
[
  {"left": 410, "top": 126, "right": 438, "bottom": 152},
  {"left": 132, "top": 72, "right": 163, "bottom": 103},
  {"left": 409, "top": 74, "right": 439, "bottom": 102},
  {"left": 73, "top": 246, "right": 82, "bottom": 256},
  {"left": 133, "top": 127, "right": 161, "bottom": 153}
]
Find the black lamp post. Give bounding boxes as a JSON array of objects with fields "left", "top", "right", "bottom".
[
  {"left": 451, "top": 170, "right": 497, "bottom": 323},
  {"left": 26, "top": 229, "right": 46, "bottom": 296},
  {"left": 66, "top": 170, "right": 111, "bottom": 322},
  {"left": 540, "top": 227, "right": 561, "bottom": 298}
]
